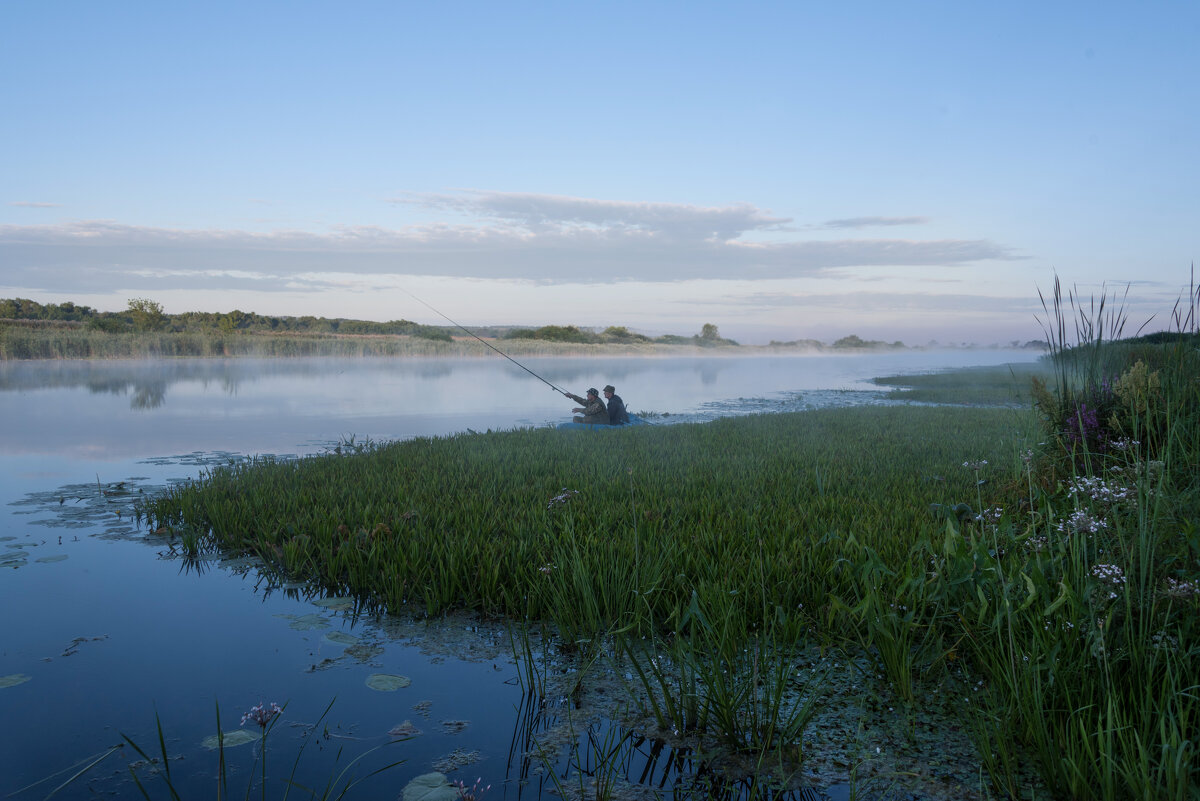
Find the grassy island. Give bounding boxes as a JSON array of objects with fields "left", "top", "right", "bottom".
[{"left": 132, "top": 290, "right": 1198, "bottom": 800}]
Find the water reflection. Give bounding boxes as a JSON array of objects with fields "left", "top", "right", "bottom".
[
  {"left": 505, "top": 690, "right": 830, "bottom": 800},
  {"left": 0, "top": 351, "right": 1041, "bottom": 459}
]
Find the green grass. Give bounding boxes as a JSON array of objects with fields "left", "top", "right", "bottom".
[
  {"left": 874, "top": 362, "right": 1054, "bottom": 405},
  {"left": 137, "top": 404, "right": 1030, "bottom": 624}
]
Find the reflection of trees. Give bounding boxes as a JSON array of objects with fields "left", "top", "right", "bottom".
[
  {"left": 79, "top": 377, "right": 167, "bottom": 408},
  {"left": 130, "top": 382, "right": 167, "bottom": 409}
]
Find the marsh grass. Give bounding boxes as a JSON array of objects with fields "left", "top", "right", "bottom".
[
  {"left": 874, "top": 362, "right": 1052, "bottom": 406},
  {"left": 0, "top": 324, "right": 708, "bottom": 361},
  {"left": 136, "top": 404, "right": 1022, "bottom": 627},
  {"left": 136, "top": 276, "right": 1200, "bottom": 797}
]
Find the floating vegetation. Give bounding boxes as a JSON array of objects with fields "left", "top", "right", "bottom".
[
  {"left": 439, "top": 719, "right": 470, "bottom": 735},
  {"left": 430, "top": 747, "right": 481, "bottom": 773},
  {"left": 34, "top": 553, "right": 68, "bottom": 563},
  {"left": 388, "top": 720, "right": 421, "bottom": 738},
  {"left": 0, "top": 673, "right": 31, "bottom": 688},
  {"left": 401, "top": 772, "right": 460, "bottom": 801},
  {"left": 199, "top": 728, "right": 258, "bottom": 749},
  {"left": 365, "top": 673, "right": 412, "bottom": 691},
  {"left": 324, "top": 630, "right": 360, "bottom": 646},
  {"left": 278, "top": 612, "right": 330, "bottom": 631},
  {"left": 344, "top": 642, "right": 385, "bottom": 662}
]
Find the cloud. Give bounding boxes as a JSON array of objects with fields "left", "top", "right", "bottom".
[
  {"left": 0, "top": 193, "right": 1016, "bottom": 291},
  {"left": 737, "top": 290, "right": 1043, "bottom": 315},
  {"left": 399, "top": 190, "right": 792, "bottom": 241},
  {"left": 8, "top": 201, "right": 61, "bottom": 208},
  {"left": 821, "top": 216, "right": 930, "bottom": 229}
]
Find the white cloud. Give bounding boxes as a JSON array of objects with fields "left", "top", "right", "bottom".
[
  {"left": 0, "top": 193, "right": 1015, "bottom": 292},
  {"left": 398, "top": 190, "right": 792, "bottom": 241},
  {"left": 821, "top": 216, "right": 930, "bottom": 229}
]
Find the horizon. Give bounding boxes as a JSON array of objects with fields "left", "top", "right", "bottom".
[{"left": 2, "top": 3, "right": 1197, "bottom": 346}]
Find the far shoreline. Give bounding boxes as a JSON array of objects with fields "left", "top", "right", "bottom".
[{"left": 0, "top": 326, "right": 1049, "bottom": 362}]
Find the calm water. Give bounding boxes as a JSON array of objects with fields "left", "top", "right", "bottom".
[{"left": 0, "top": 351, "right": 1039, "bottom": 800}]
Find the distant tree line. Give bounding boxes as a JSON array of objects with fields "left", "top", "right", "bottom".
[
  {"left": 504, "top": 322, "right": 739, "bottom": 347},
  {"left": 0, "top": 297, "right": 452, "bottom": 341}
]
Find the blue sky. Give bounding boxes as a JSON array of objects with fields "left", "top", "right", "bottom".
[{"left": 2, "top": 2, "right": 1196, "bottom": 345}]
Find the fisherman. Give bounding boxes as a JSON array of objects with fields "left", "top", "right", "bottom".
[
  {"left": 603, "top": 385, "right": 629, "bottom": 425},
  {"left": 565, "top": 387, "right": 609, "bottom": 425}
]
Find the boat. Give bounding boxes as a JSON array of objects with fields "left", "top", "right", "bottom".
[{"left": 556, "top": 414, "right": 650, "bottom": 431}]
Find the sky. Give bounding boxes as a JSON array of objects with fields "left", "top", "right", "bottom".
[{"left": 2, "top": 2, "right": 1197, "bottom": 346}]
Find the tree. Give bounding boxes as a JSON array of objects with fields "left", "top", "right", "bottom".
[
  {"left": 126, "top": 298, "right": 166, "bottom": 332},
  {"left": 700, "top": 323, "right": 721, "bottom": 341}
]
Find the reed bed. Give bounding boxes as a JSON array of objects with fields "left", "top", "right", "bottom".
[
  {"left": 0, "top": 324, "right": 712, "bottom": 361},
  {"left": 136, "top": 278, "right": 1200, "bottom": 798}
]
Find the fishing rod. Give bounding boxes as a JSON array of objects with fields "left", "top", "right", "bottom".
[{"left": 399, "top": 288, "right": 571, "bottom": 396}]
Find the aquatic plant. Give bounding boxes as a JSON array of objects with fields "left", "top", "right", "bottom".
[{"left": 75, "top": 699, "right": 406, "bottom": 801}]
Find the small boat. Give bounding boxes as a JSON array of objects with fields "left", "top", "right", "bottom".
[{"left": 556, "top": 414, "right": 650, "bottom": 431}]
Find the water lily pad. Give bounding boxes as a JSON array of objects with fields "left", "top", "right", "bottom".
[
  {"left": 0, "top": 674, "right": 32, "bottom": 689},
  {"left": 313, "top": 597, "right": 354, "bottom": 610},
  {"left": 366, "top": 673, "right": 411, "bottom": 691},
  {"left": 324, "top": 631, "right": 359, "bottom": 646},
  {"left": 286, "top": 613, "right": 330, "bottom": 631},
  {"left": 5, "top": 542, "right": 38, "bottom": 549},
  {"left": 201, "top": 729, "right": 258, "bottom": 749},
  {"left": 402, "top": 772, "right": 459, "bottom": 801},
  {"left": 0, "top": 552, "right": 27, "bottom": 567},
  {"left": 35, "top": 554, "right": 69, "bottom": 563}
]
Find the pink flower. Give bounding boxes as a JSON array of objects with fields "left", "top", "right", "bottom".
[{"left": 241, "top": 701, "right": 283, "bottom": 729}]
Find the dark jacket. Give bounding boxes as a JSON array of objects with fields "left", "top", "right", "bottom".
[
  {"left": 606, "top": 394, "right": 629, "bottom": 425},
  {"left": 566, "top": 392, "right": 608, "bottom": 424}
]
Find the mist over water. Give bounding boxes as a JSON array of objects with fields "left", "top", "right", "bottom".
[{"left": 0, "top": 350, "right": 1040, "bottom": 458}]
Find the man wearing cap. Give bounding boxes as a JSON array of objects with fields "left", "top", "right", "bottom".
[
  {"left": 603, "top": 385, "right": 629, "bottom": 425},
  {"left": 565, "top": 387, "right": 608, "bottom": 425}
]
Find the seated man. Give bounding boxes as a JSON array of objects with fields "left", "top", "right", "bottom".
[
  {"left": 564, "top": 387, "right": 608, "bottom": 425},
  {"left": 603, "top": 384, "right": 629, "bottom": 425}
]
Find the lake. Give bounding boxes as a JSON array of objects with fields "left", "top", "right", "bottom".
[{"left": 0, "top": 350, "right": 1040, "bottom": 800}]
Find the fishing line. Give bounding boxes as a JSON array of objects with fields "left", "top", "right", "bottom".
[{"left": 399, "top": 287, "right": 570, "bottom": 395}]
